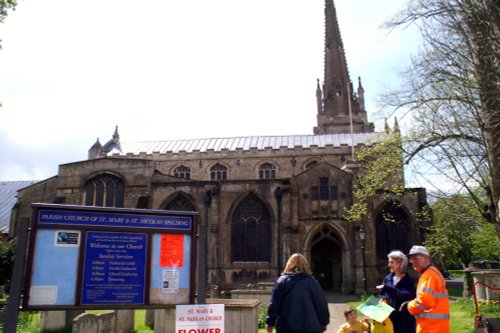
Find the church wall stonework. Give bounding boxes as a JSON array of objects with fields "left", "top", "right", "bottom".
[{"left": 11, "top": 144, "right": 427, "bottom": 294}]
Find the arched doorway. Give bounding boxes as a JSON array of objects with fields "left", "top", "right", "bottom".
[{"left": 310, "top": 226, "right": 342, "bottom": 291}]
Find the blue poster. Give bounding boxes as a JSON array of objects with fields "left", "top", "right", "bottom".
[{"left": 81, "top": 232, "right": 147, "bottom": 305}]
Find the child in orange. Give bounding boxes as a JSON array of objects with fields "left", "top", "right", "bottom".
[{"left": 337, "top": 307, "right": 370, "bottom": 333}]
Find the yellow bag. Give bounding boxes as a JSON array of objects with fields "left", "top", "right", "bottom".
[{"left": 371, "top": 317, "right": 394, "bottom": 333}]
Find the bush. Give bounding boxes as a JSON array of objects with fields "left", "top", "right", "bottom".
[
  {"left": 0, "top": 238, "right": 16, "bottom": 288},
  {"left": 448, "top": 270, "right": 465, "bottom": 278},
  {"left": 257, "top": 306, "right": 268, "bottom": 329}
]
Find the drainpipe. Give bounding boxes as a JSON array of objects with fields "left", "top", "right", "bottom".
[
  {"left": 274, "top": 187, "right": 283, "bottom": 274},
  {"left": 199, "top": 189, "right": 212, "bottom": 303}
]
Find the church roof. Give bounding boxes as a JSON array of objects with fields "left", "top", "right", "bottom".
[
  {"left": 0, "top": 180, "right": 39, "bottom": 234},
  {"left": 108, "top": 133, "right": 380, "bottom": 156}
]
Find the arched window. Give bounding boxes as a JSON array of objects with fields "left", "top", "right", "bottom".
[
  {"left": 164, "top": 193, "right": 196, "bottom": 211},
  {"left": 259, "top": 163, "right": 276, "bottom": 179},
  {"left": 319, "top": 177, "right": 329, "bottom": 200},
  {"left": 231, "top": 193, "right": 271, "bottom": 262},
  {"left": 173, "top": 165, "right": 191, "bottom": 180},
  {"left": 305, "top": 161, "right": 318, "bottom": 170},
  {"left": 210, "top": 163, "right": 227, "bottom": 181},
  {"left": 376, "top": 201, "right": 412, "bottom": 259},
  {"left": 310, "top": 177, "right": 344, "bottom": 218},
  {"left": 84, "top": 174, "right": 124, "bottom": 207}
]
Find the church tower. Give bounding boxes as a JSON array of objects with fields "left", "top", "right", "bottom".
[{"left": 314, "top": 0, "right": 374, "bottom": 134}]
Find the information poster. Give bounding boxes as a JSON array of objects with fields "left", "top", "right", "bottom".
[
  {"left": 161, "top": 234, "right": 184, "bottom": 267},
  {"left": 29, "top": 229, "right": 80, "bottom": 306},
  {"left": 176, "top": 304, "right": 224, "bottom": 333},
  {"left": 81, "top": 231, "right": 147, "bottom": 305}
]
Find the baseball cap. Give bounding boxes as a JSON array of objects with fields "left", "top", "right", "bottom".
[{"left": 406, "top": 245, "right": 430, "bottom": 257}]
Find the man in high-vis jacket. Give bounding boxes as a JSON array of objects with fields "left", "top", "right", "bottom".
[{"left": 403, "top": 245, "right": 450, "bottom": 333}]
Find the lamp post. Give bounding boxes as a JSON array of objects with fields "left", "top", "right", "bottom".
[{"left": 359, "top": 225, "right": 367, "bottom": 294}]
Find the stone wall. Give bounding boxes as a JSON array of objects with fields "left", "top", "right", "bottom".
[{"left": 71, "top": 310, "right": 134, "bottom": 333}]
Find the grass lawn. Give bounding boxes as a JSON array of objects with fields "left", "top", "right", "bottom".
[
  {"left": 3, "top": 297, "right": 499, "bottom": 332},
  {"left": 258, "top": 292, "right": 500, "bottom": 333},
  {"left": 0, "top": 310, "right": 154, "bottom": 333},
  {"left": 344, "top": 297, "right": 499, "bottom": 333}
]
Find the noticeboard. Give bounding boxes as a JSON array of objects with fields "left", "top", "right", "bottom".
[{"left": 23, "top": 203, "right": 198, "bottom": 310}]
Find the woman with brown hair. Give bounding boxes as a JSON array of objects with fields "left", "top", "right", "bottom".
[{"left": 265, "top": 253, "right": 330, "bottom": 333}]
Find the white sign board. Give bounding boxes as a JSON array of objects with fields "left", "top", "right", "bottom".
[{"left": 175, "top": 304, "right": 224, "bottom": 333}]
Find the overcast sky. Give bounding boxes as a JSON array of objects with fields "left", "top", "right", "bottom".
[{"left": 0, "top": 0, "right": 419, "bottom": 182}]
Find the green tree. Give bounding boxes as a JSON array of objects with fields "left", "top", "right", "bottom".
[
  {"left": 0, "top": 0, "right": 16, "bottom": 24},
  {"left": 383, "top": 0, "right": 500, "bottom": 236},
  {"left": 424, "top": 192, "right": 500, "bottom": 268},
  {"left": 471, "top": 221, "right": 500, "bottom": 261},
  {"left": 344, "top": 129, "right": 408, "bottom": 223},
  {"left": 0, "top": 237, "right": 16, "bottom": 288}
]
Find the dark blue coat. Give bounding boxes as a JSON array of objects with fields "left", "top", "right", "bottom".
[
  {"left": 379, "top": 272, "right": 416, "bottom": 333},
  {"left": 265, "top": 273, "right": 330, "bottom": 333}
]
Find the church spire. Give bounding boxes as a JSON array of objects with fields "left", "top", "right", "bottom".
[{"left": 313, "top": 0, "right": 374, "bottom": 135}]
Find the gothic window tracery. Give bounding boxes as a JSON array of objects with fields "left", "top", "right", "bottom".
[
  {"left": 310, "top": 177, "right": 341, "bottom": 218},
  {"left": 84, "top": 173, "right": 124, "bottom": 207},
  {"left": 210, "top": 163, "right": 228, "bottom": 181},
  {"left": 375, "top": 202, "right": 412, "bottom": 259},
  {"left": 173, "top": 165, "right": 191, "bottom": 180},
  {"left": 164, "top": 193, "right": 196, "bottom": 211},
  {"left": 259, "top": 162, "right": 276, "bottom": 179},
  {"left": 231, "top": 193, "right": 271, "bottom": 262}
]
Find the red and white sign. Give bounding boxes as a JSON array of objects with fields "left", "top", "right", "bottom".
[{"left": 175, "top": 304, "right": 224, "bottom": 333}]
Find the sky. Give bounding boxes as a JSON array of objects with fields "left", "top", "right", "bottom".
[{"left": 0, "top": 0, "right": 420, "bottom": 182}]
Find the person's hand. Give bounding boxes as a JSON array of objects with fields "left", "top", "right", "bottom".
[
  {"left": 266, "top": 325, "right": 274, "bottom": 332},
  {"left": 362, "top": 317, "right": 370, "bottom": 324},
  {"left": 376, "top": 284, "right": 384, "bottom": 290},
  {"left": 379, "top": 298, "right": 388, "bottom": 304}
]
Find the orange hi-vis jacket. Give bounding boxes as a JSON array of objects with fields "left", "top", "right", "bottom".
[{"left": 408, "top": 265, "right": 450, "bottom": 333}]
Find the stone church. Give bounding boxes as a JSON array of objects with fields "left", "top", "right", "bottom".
[{"left": 12, "top": 0, "right": 428, "bottom": 294}]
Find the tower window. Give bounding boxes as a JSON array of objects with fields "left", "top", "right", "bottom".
[{"left": 335, "top": 81, "right": 342, "bottom": 96}]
